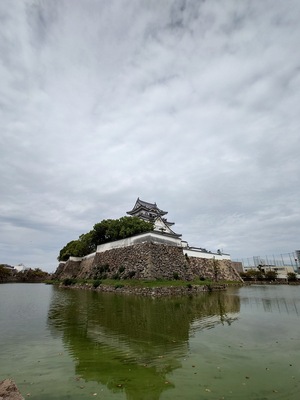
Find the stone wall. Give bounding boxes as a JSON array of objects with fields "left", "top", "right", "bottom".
[
  {"left": 55, "top": 242, "right": 242, "bottom": 282},
  {"left": 187, "top": 256, "right": 242, "bottom": 281},
  {"left": 76, "top": 256, "right": 95, "bottom": 278},
  {"left": 55, "top": 260, "right": 81, "bottom": 280}
]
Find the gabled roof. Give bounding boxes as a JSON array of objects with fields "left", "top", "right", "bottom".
[
  {"left": 127, "top": 197, "right": 167, "bottom": 216},
  {"left": 153, "top": 216, "right": 182, "bottom": 237},
  {"left": 162, "top": 217, "right": 174, "bottom": 226}
]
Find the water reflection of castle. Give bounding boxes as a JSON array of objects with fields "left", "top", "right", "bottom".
[{"left": 48, "top": 288, "right": 240, "bottom": 400}]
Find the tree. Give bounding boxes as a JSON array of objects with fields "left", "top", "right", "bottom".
[
  {"left": 92, "top": 217, "right": 153, "bottom": 245},
  {"left": 0, "top": 265, "right": 12, "bottom": 282},
  {"left": 287, "top": 272, "right": 297, "bottom": 282},
  {"left": 58, "top": 232, "right": 97, "bottom": 261},
  {"left": 242, "top": 269, "right": 264, "bottom": 281},
  {"left": 17, "top": 268, "right": 49, "bottom": 282},
  {"left": 58, "top": 240, "right": 82, "bottom": 261},
  {"left": 58, "top": 216, "right": 153, "bottom": 261},
  {"left": 212, "top": 258, "right": 220, "bottom": 281},
  {"left": 265, "top": 270, "right": 277, "bottom": 281}
]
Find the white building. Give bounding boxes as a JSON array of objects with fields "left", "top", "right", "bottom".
[{"left": 14, "top": 263, "right": 29, "bottom": 272}]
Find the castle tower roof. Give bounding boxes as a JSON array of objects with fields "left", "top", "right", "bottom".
[
  {"left": 127, "top": 198, "right": 181, "bottom": 237},
  {"left": 127, "top": 197, "right": 167, "bottom": 217}
]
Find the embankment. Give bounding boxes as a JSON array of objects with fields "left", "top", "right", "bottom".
[{"left": 54, "top": 242, "right": 242, "bottom": 283}]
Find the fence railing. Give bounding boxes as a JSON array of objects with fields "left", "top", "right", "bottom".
[{"left": 233, "top": 252, "right": 299, "bottom": 271}]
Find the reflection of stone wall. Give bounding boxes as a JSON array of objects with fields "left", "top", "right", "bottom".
[
  {"left": 55, "top": 243, "right": 242, "bottom": 282},
  {"left": 48, "top": 287, "right": 240, "bottom": 400}
]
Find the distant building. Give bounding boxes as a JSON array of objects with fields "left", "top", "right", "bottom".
[
  {"left": 243, "top": 265, "right": 296, "bottom": 280},
  {"left": 14, "top": 263, "right": 29, "bottom": 273},
  {"left": 1, "top": 264, "right": 14, "bottom": 271},
  {"left": 231, "top": 261, "right": 243, "bottom": 273}
]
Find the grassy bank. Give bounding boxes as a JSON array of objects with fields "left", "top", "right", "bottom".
[{"left": 47, "top": 277, "right": 241, "bottom": 289}]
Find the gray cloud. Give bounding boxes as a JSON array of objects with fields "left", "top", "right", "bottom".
[{"left": 1, "top": 0, "right": 300, "bottom": 271}]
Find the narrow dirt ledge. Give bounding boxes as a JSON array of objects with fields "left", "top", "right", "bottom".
[
  {"left": 0, "top": 379, "right": 24, "bottom": 400},
  {"left": 61, "top": 282, "right": 229, "bottom": 296}
]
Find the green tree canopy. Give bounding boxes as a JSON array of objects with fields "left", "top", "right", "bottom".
[
  {"left": 58, "top": 216, "right": 153, "bottom": 261},
  {"left": 0, "top": 265, "right": 12, "bottom": 282},
  {"left": 58, "top": 231, "right": 96, "bottom": 261}
]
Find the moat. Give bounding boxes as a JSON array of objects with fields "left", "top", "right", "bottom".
[{"left": 0, "top": 283, "right": 300, "bottom": 399}]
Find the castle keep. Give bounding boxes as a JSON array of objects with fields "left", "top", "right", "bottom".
[
  {"left": 127, "top": 198, "right": 181, "bottom": 237},
  {"left": 55, "top": 198, "right": 242, "bottom": 282}
]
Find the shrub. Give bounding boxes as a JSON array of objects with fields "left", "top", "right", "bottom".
[
  {"left": 127, "top": 270, "right": 136, "bottom": 279},
  {"left": 244, "top": 270, "right": 264, "bottom": 281},
  {"left": 114, "top": 284, "right": 124, "bottom": 289},
  {"left": 93, "top": 279, "right": 101, "bottom": 288},
  {"left": 207, "top": 284, "right": 213, "bottom": 292},
  {"left": 93, "top": 264, "right": 110, "bottom": 279},
  {"left": 118, "top": 266, "right": 125, "bottom": 274},
  {"left": 186, "top": 283, "right": 192, "bottom": 289},
  {"left": 173, "top": 272, "right": 179, "bottom": 280},
  {"left": 112, "top": 273, "right": 120, "bottom": 280},
  {"left": 287, "top": 272, "right": 297, "bottom": 282},
  {"left": 0, "top": 265, "right": 12, "bottom": 282},
  {"left": 63, "top": 278, "right": 77, "bottom": 286},
  {"left": 265, "top": 270, "right": 277, "bottom": 281}
]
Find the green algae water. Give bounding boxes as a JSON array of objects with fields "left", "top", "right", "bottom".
[{"left": 0, "top": 284, "right": 300, "bottom": 399}]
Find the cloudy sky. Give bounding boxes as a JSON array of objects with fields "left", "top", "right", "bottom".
[{"left": 1, "top": 0, "right": 299, "bottom": 272}]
